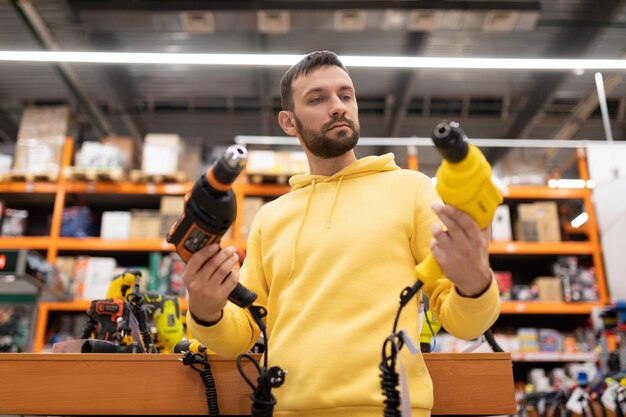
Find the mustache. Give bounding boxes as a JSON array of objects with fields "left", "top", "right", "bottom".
[{"left": 322, "top": 115, "right": 357, "bottom": 132}]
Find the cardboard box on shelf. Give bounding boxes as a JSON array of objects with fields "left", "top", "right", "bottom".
[
  {"left": 130, "top": 210, "right": 161, "bottom": 239},
  {"left": 533, "top": 276, "right": 563, "bottom": 302},
  {"left": 100, "top": 211, "right": 131, "bottom": 240},
  {"left": 159, "top": 196, "right": 185, "bottom": 237},
  {"left": 178, "top": 144, "right": 201, "bottom": 182},
  {"left": 515, "top": 202, "right": 561, "bottom": 242},
  {"left": 14, "top": 106, "right": 70, "bottom": 175},
  {"left": 101, "top": 136, "right": 138, "bottom": 170},
  {"left": 240, "top": 197, "right": 264, "bottom": 241},
  {"left": 142, "top": 134, "right": 181, "bottom": 175},
  {"left": 247, "top": 150, "right": 308, "bottom": 176}
]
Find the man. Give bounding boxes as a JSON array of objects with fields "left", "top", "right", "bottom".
[{"left": 184, "top": 51, "right": 500, "bottom": 417}]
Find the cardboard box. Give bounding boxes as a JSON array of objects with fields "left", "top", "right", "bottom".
[
  {"left": 130, "top": 210, "right": 161, "bottom": 239},
  {"left": 100, "top": 136, "right": 138, "bottom": 170},
  {"left": 515, "top": 202, "right": 561, "bottom": 242},
  {"left": 100, "top": 211, "right": 131, "bottom": 240},
  {"left": 491, "top": 205, "right": 512, "bottom": 241},
  {"left": 240, "top": 197, "right": 265, "bottom": 241},
  {"left": 178, "top": 145, "right": 202, "bottom": 182},
  {"left": 533, "top": 276, "right": 563, "bottom": 302},
  {"left": 14, "top": 106, "right": 70, "bottom": 175},
  {"left": 142, "top": 134, "right": 181, "bottom": 175},
  {"left": 159, "top": 196, "right": 185, "bottom": 237}
]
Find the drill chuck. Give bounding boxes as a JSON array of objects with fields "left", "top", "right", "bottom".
[{"left": 432, "top": 120, "right": 469, "bottom": 163}]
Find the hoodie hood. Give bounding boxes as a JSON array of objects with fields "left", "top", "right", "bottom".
[
  {"left": 289, "top": 153, "right": 400, "bottom": 190},
  {"left": 286, "top": 153, "right": 400, "bottom": 279}
]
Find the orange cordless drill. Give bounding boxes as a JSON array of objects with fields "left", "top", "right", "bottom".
[{"left": 166, "top": 145, "right": 257, "bottom": 308}]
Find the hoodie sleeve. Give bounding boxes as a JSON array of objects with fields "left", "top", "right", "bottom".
[
  {"left": 410, "top": 174, "right": 500, "bottom": 340},
  {"left": 186, "top": 211, "right": 265, "bottom": 358}
]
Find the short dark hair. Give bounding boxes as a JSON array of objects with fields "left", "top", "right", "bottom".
[{"left": 280, "top": 51, "right": 348, "bottom": 111}]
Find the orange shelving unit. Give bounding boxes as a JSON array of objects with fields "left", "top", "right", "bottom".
[{"left": 0, "top": 139, "right": 612, "bottom": 352}]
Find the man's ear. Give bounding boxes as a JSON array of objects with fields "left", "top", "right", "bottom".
[{"left": 278, "top": 111, "right": 297, "bottom": 136}]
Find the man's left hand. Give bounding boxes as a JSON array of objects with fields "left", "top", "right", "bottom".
[{"left": 430, "top": 203, "right": 492, "bottom": 297}]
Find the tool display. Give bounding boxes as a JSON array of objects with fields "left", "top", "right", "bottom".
[
  {"left": 166, "top": 144, "right": 257, "bottom": 308},
  {"left": 169, "top": 145, "right": 285, "bottom": 416},
  {"left": 380, "top": 120, "right": 503, "bottom": 416}
]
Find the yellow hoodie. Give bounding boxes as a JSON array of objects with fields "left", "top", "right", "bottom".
[{"left": 188, "top": 153, "right": 500, "bottom": 417}]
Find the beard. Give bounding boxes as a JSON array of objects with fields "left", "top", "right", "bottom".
[{"left": 294, "top": 114, "right": 360, "bottom": 159}]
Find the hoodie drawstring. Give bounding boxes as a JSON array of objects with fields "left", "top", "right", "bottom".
[
  {"left": 326, "top": 175, "right": 343, "bottom": 229},
  {"left": 289, "top": 178, "right": 316, "bottom": 279}
]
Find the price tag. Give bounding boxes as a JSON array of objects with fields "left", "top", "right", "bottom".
[
  {"left": 87, "top": 182, "right": 96, "bottom": 193},
  {"left": 147, "top": 183, "right": 156, "bottom": 194},
  {"left": 505, "top": 243, "right": 516, "bottom": 253},
  {"left": 25, "top": 182, "right": 33, "bottom": 193}
]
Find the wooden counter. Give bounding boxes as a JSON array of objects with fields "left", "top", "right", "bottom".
[{"left": 0, "top": 352, "right": 515, "bottom": 415}]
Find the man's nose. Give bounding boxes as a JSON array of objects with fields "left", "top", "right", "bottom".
[{"left": 329, "top": 95, "right": 347, "bottom": 117}]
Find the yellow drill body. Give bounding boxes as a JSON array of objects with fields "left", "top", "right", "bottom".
[{"left": 415, "top": 125, "right": 503, "bottom": 285}]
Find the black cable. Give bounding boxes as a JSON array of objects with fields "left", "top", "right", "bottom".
[
  {"left": 379, "top": 281, "right": 424, "bottom": 416},
  {"left": 180, "top": 351, "right": 220, "bottom": 416},
  {"left": 423, "top": 308, "right": 437, "bottom": 352},
  {"left": 483, "top": 328, "right": 504, "bottom": 352},
  {"left": 236, "top": 305, "right": 285, "bottom": 417},
  {"left": 379, "top": 336, "right": 402, "bottom": 417}
]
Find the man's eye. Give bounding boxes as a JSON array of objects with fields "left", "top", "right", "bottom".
[
  {"left": 309, "top": 97, "right": 323, "bottom": 104},
  {"left": 341, "top": 95, "right": 353, "bottom": 101}
]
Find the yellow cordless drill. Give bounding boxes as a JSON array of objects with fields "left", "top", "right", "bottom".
[
  {"left": 142, "top": 292, "right": 185, "bottom": 353},
  {"left": 414, "top": 120, "right": 503, "bottom": 285}
]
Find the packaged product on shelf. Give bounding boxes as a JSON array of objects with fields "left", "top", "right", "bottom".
[
  {"left": 0, "top": 303, "right": 35, "bottom": 352},
  {"left": 81, "top": 257, "right": 117, "bottom": 300},
  {"left": 75, "top": 141, "right": 126, "bottom": 169},
  {"left": 553, "top": 256, "right": 599, "bottom": 302},
  {"left": 511, "top": 284, "right": 538, "bottom": 301},
  {"left": 14, "top": 106, "right": 70, "bottom": 177},
  {"left": 178, "top": 143, "right": 201, "bottom": 182},
  {"left": 517, "top": 328, "right": 540, "bottom": 352},
  {"left": 101, "top": 136, "right": 138, "bottom": 170},
  {"left": 0, "top": 208, "right": 28, "bottom": 236},
  {"left": 515, "top": 202, "right": 561, "bottom": 242},
  {"left": 60, "top": 206, "right": 98, "bottom": 237},
  {"left": 491, "top": 205, "right": 512, "bottom": 241},
  {"left": 0, "top": 153, "right": 12, "bottom": 173},
  {"left": 493, "top": 271, "right": 512, "bottom": 300},
  {"left": 240, "top": 197, "right": 265, "bottom": 241},
  {"left": 129, "top": 210, "right": 161, "bottom": 239},
  {"left": 159, "top": 196, "right": 184, "bottom": 237},
  {"left": 161, "top": 252, "right": 187, "bottom": 297},
  {"left": 533, "top": 276, "right": 564, "bottom": 302},
  {"left": 100, "top": 211, "right": 131, "bottom": 239},
  {"left": 142, "top": 134, "right": 181, "bottom": 175}
]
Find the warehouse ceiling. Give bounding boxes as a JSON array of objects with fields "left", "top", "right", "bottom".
[{"left": 1, "top": 0, "right": 626, "bottom": 174}]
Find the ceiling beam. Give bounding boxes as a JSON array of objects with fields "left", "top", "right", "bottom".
[
  {"left": 386, "top": 32, "right": 428, "bottom": 138},
  {"left": 68, "top": 0, "right": 541, "bottom": 12},
  {"left": 11, "top": 0, "right": 113, "bottom": 138},
  {"left": 485, "top": 0, "right": 626, "bottom": 164},
  {"left": 90, "top": 32, "right": 148, "bottom": 145}
]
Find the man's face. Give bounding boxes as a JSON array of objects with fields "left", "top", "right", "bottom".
[{"left": 289, "top": 65, "right": 360, "bottom": 159}]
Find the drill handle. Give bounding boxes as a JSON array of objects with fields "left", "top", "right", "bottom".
[
  {"left": 228, "top": 282, "right": 258, "bottom": 308},
  {"left": 413, "top": 254, "right": 444, "bottom": 286}
]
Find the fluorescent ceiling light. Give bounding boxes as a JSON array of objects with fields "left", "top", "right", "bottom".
[{"left": 1, "top": 51, "right": 626, "bottom": 71}]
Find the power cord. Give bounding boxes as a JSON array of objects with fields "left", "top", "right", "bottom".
[
  {"left": 236, "top": 305, "right": 286, "bottom": 417},
  {"left": 180, "top": 350, "right": 220, "bottom": 416},
  {"left": 379, "top": 280, "right": 424, "bottom": 416}
]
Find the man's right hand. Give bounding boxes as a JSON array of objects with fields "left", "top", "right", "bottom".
[{"left": 183, "top": 243, "right": 240, "bottom": 325}]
